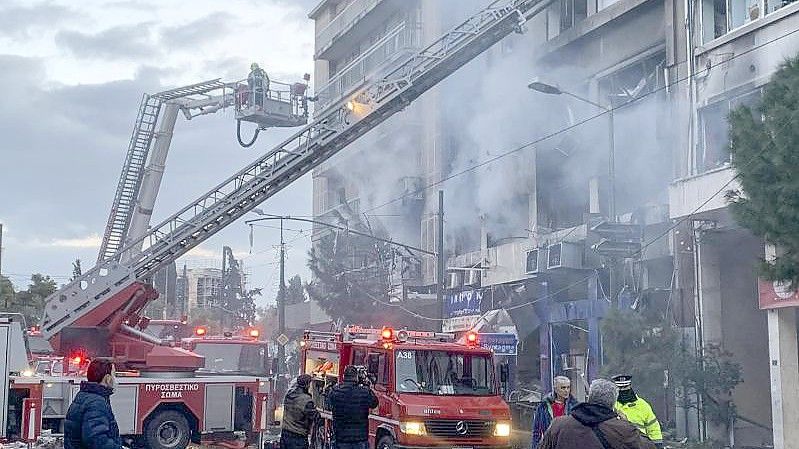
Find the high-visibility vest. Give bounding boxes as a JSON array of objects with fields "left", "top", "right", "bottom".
[{"left": 615, "top": 396, "right": 663, "bottom": 442}]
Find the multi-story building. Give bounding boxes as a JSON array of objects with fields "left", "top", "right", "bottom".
[
  {"left": 669, "top": 0, "right": 799, "bottom": 446},
  {"left": 308, "top": 0, "right": 487, "bottom": 299},
  {"left": 308, "top": 0, "right": 799, "bottom": 445},
  {"left": 186, "top": 267, "right": 222, "bottom": 311}
]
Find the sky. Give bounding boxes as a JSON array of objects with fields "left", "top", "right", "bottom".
[{"left": 0, "top": 0, "right": 322, "bottom": 307}]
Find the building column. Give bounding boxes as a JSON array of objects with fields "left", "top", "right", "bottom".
[{"left": 768, "top": 308, "right": 799, "bottom": 449}]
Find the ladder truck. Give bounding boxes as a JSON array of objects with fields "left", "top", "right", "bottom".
[{"left": 5, "top": 0, "right": 551, "bottom": 448}]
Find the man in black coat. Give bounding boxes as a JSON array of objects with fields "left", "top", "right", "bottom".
[
  {"left": 64, "top": 359, "right": 123, "bottom": 449},
  {"left": 328, "top": 365, "right": 379, "bottom": 449}
]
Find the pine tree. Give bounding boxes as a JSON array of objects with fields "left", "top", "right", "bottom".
[{"left": 727, "top": 55, "right": 799, "bottom": 288}]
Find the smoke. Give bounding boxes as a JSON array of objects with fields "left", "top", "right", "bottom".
[{"left": 322, "top": 0, "right": 678, "bottom": 268}]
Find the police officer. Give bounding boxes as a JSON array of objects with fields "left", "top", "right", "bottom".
[{"left": 612, "top": 374, "right": 663, "bottom": 448}]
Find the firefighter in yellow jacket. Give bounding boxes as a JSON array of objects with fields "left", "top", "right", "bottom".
[{"left": 612, "top": 374, "right": 663, "bottom": 448}]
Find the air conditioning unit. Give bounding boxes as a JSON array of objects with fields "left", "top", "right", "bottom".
[
  {"left": 547, "top": 242, "right": 583, "bottom": 270},
  {"left": 525, "top": 248, "right": 545, "bottom": 274},
  {"left": 446, "top": 272, "right": 462, "bottom": 289},
  {"left": 464, "top": 270, "right": 481, "bottom": 288}
]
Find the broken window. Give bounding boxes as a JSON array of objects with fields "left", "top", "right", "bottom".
[
  {"left": 696, "top": 88, "right": 763, "bottom": 174},
  {"left": 598, "top": 51, "right": 667, "bottom": 108}
]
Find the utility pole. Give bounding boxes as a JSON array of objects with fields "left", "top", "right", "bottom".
[
  {"left": 0, "top": 223, "right": 4, "bottom": 309},
  {"left": 437, "top": 191, "right": 445, "bottom": 328},
  {"left": 277, "top": 217, "right": 286, "bottom": 374}
]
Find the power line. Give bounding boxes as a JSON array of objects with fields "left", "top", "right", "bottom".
[{"left": 360, "top": 24, "right": 799, "bottom": 219}]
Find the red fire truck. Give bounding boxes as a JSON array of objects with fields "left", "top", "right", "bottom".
[
  {"left": 301, "top": 327, "right": 512, "bottom": 449},
  {"left": 181, "top": 326, "right": 274, "bottom": 377}
]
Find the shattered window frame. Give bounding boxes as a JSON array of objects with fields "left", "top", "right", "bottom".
[{"left": 696, "top": 87, "right": 764, "bottom": 174}]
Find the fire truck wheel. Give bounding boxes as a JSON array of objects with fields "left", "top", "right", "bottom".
[
  {"left": 376, "top": 435, "right": 396, "bottom": 449},
  {"left": 144, "top": 410, "right": 191, "bottom": 449}
]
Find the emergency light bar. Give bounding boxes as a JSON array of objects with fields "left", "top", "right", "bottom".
[{"left": 344, "top": 326, "right": 455, "bottom": 342}]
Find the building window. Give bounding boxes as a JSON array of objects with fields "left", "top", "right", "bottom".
[
  {"left": 598, "top": 51, "right": 667, "bottom": 108},
  {"left": 696, "top": 88, "right": 763, "bottom": 173},
  {"left": 560, "top": 0, "right": 589, "bottom": 31},
  {"left": 702, "top": 0, "right": 797, "bottom": 41}
]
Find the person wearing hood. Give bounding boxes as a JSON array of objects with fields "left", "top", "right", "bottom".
[
  {"left": 612, "top": 375, "right": 663, "bottom": 448},
  {"left": 328, "top": 365, "right": 379, "bottom": 449},
  {"left": 64, "top": 359, "right": 122, "bottom": 449},
  {"left": 281, "top": 374, "right": 319, "bottom": 449},
  {"left": 531, "top": 376, "right": 579, "bottom": 448},
  {"left": 539, "top": 379, "right": 656, "bottom": 449}
]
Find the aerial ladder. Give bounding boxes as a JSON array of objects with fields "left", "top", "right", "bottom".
[
  {"left": 97, "top": 77, "right": 310, "bottom": 264},
  {"left": 41, "top": 0, "right": 550, "bottom": 372}
]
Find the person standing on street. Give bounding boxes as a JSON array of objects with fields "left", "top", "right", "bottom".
[
  {"left": 612, "top": 375, "right": 663, "bottom": 448},
  {"left": 539, "top": 379, "right": 656, "bottom": 449},
  {"left": 281, "top": 374, "right": 319, "bottom": 449},
  {"left": 64, "top": 359, "right": 122, "bottom": 449},
  {"left": 531, "top": 376, "right": 579, "bottom": 448},
  {"left": 328, "top": 365, "right": 379, "bottom": 449}
]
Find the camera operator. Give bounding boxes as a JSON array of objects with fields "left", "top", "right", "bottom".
[{"left": 328, "top": 365, "right": 379, "bottom": 449}]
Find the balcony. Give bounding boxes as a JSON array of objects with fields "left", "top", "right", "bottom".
[
  {"left": 669, "top": 166, "right": 739, "bottom": 219},
  {"left": 315, "top": 0, "right": 384, "bottom": 58},
  {"left": 314, "top": 24, "right": 420, "bottom": 113}
]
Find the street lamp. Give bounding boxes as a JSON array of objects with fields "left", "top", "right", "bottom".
[{"left": 528, "top": 79, "right": 616, "bottom": 222}]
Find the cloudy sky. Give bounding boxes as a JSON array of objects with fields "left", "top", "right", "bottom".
[{"left": 0, "top": 0, "right": 320, "bottom": 307}]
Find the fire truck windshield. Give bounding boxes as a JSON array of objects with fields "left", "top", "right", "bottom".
[
  {"left": 395, "top": 349, "right": 494, "bottom": 396},
  {"left": 194, "top": 343, "right": 268, "bottom": 375}
]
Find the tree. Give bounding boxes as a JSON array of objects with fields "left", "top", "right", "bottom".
[
  {"left": 602, "top": 307, "right": 742, "bottom": 433},
  {"left": 285, "top": 275, "right": 306, "bottom": 305},
  {"left": 601, "top": 308, "right": 677, "bottom": 405},
  {"left": 0, "top": 275, "right": 15, "bottom": 311},
  {"left": 71, "top": 259, "right": 82, "bottom": 282},
  {"left": 14, "top": 274, "right": 57, "bottom": 325},
  {"left": 306, "top": 231, "right": 424, "bottom": 328},
  {"left": 727, "top": 55, "right": 799, "bottom": 288}
]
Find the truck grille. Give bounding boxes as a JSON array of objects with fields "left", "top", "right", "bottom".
[{"left": 424, "top": 419, "right": 494, "bottom": 438}]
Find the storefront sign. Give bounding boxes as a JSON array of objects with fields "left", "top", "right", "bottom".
[
  {"left": 442, "top": 315, "right": 480, "bottom": 333},
  {"left": 479, "top": 333, "right": 518, "bottom": 356},
  {"left": 444, "top": 289, "right": 483, "bottom": 318},
  {"left": 758, "top": 279, "right": 799, "bottom": 309}
]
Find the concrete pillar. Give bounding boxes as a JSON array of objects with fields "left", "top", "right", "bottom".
[{"left": 767, "top": 307, "right": 799, "bottom": 449}]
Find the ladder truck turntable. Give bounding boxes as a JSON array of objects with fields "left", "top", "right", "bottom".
[
  {"left": 302, "top": 327, "right": 513, "bottom": 449},
  {"left": 3, "top": 1, "right": 551, "bottom": 448}
]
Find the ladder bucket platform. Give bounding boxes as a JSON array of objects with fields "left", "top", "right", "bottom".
[{"left": 234, "top": 80, "right": 308, "bottom": 128}]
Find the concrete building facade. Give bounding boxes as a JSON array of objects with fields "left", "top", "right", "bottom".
[{"left": 308, "top": 0, "right": 799, "bottom": 446}]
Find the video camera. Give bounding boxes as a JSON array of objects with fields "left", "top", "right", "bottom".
[{"left": 352, "top": 365, "right": 371, "bottom": 386}]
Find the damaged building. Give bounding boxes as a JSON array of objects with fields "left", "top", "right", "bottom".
[{"left": 308, "top": 0, "right": 799, "bottom": 447}]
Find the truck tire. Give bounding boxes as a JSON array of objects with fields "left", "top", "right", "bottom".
[
  {"left": 144, "top": 410, "right": 191, "bottom": 449},
  {"left": 376, "top": 435, "right": 396, "bottom": 449}
]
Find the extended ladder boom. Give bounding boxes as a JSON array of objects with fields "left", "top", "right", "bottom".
[{"left": 41, "top": 0, "right": 548, "bottom": 342}]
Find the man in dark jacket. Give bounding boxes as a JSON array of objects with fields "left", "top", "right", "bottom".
[
  {"left": 328, "top": 365, "right": 379, "bottom": 449},
  {"left": 531, "top": 376, "right": 579, "bottom": 448},
  {"left": 539, "top": 379, "right": 656, "bottom": 449},
  {"left": 281, "top": 374, "right": 319, "bottom": 449},
  {"left": 64, "top": 359, "right": 122, "bottom": 449}
]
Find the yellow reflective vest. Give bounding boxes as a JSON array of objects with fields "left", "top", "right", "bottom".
[{"left": 615, "top": 397, "right": 662, "bottom": 443}]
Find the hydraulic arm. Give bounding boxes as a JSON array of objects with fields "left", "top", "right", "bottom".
[{"left": 40, "top": 0, "right": 548, "bottom": 370}]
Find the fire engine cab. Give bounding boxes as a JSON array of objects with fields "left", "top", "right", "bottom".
[{"left": 301, "top": 327, "right": 512, "bottom": 449}]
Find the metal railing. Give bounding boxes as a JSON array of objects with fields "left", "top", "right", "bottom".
[
  {"left": 233, "top": 79, "right": 309, "bottom": 118},
  {"left": 315, "top": 24, "right": 420, "bottom": 112}
]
